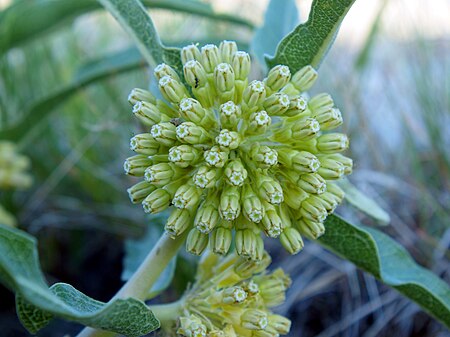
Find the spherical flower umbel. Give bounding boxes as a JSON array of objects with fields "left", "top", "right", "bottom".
[
  {"left": 174, "top": 250, "right": 292, "bottom": 337},
  {"left": 125, "top": 41, "right": 352, "bottom": 260}
]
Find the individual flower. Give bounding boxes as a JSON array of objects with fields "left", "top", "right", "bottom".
[
  {"left": 125, "top": 41, "right": 352, "bottom": 260},
  {"left": 0, "top": 141, "right": 32, "bottom": 227},
  {"left": 173, "top": 250, "right": 291, "bottom": 337}
]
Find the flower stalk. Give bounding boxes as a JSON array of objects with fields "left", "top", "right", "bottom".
[{"left": 76, "top": 232, "right": 187, "bottom": 337}]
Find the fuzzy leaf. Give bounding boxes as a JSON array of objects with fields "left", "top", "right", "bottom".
[
  {"left": 318, "top": 215, "right": 450, "bottom": 328},
  {"left": 0, "top": 224, "right": 160, "bottom": 336},
  {"left": 251, "top": 0, "right": 299, "bottom": 67},
  {"left": 266, "top": 0, "right": 356, "bottom": 71},
  {"left": 98, "top": 0, "right": 182, "bottom": 73},
  {"left": 0, "top": 0, "right": 253, "bottom": 54}
]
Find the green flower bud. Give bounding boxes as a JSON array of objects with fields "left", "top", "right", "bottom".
[
  {"left": 168, "top": 145, "right": 201, "bottom": 168},
  {"left": 193, "top": 165, "right": 219, "bottom": 189},
  {"left": 194, "top": 199, "right": 220, "bottom": 233},
  {"left": 234, "top": 251, "right": 271, "bottom": 278},
  {"left": 181, "top": 44, "right": 201, "bottom": 64},
  {"left": 127, "top": 181, "right": 156, "bottom": 204},
  {"left": 183, "top": 60, "right": 208, "bottom": 88},
  {"left": 173, "top": 183, "right": 202, "bottom": 210},
  {"left": 316, "top": 133, "right": 349, "bottom": 153},
  {"left": 256, "top": 174, "right": 284, "bottom": 205},
  {"left": 325, "top": 182, "right": 345, "bottom": 203},
  {"left": 323, "top": 154, "right": 353, "bottom": 175},
  {"left": 214, "top": 63, "right": 235, "bottom": 103},
  {"left": 210, "top": 226, "right": 232, "bottom": 255},
  {"left": 215, "top": 129, "right": 240, "bottom": 149},
  {"left": 278, "top": 149, "right": 320, "bottom": 173},
  {"left": 255, "top": 269, "right": 291, "bottom": 307},
  {"left": 241, "top": 309, "right": 268, "bottom": 330},
  {"left": 186, "top": 228, "right": 209, "bottom": 255},
  {"left": 247, "top": 110, "right": 272, "bottom": 135},
  {"left": 204, "top": 146, "right": 229, "bottom": 167},
  {"left": 132, "top": 101, "right": 170, "bottom": 126},
  {"left": 265, "top": 65, "right": 291, "bottom": 94},
  {"left": 299, "top": 196, "right": 328, "bottom": 222},
  {"left": 200, "top": 44, "right": 220, "bottom": 73},
  {"left": 313, "top": 107, "right": 343, "bottom": 130},
  {"left": 295, "top": 217, "right": 325, "bottom": 239},
  {"left": 178, "top": 315, "right": 208, "bottom": 337},
  {"left": 158, "top": 75, "right": 188, "bottom": 104},
  {"left": 283, "top": 181, "right": 309, "bottom": 209},
  {"left": 221, "top": 285, "right": 247, "bottom": 305},
  {"left": 242, "top": 185, "right": 265, "bottom": 223},
  {"left": 243, "top": 280, "right": 259, "bottom": 295},
  {"left": 317, "top": 156, "right": 345, "bottom": 179},
  {"left": 219, "top": 40, "right": 238, "bottom": 63},
  {"left": 267, "top": 314, "right": 291, "bottom": 335},
  {"left": 220, "top": 101, "right": 242, "bottom": 129},
  {"left": 150, "top": 122, "right": 177, "bottom": 147},
  {"left": 242, "top": 80, "right": 266, "bottom": 113},
  {"left": 317, "top": 191, "right": 340, "bottom": 214},
  {"left": 176, "top": 122, "right": 210, "bottom": 145},
  {"left": 249, "top": 144, "right": 278, "bottom": 168},
  {"left": 293, "top": 172, "right": 327, "bottom": 194},
  {"left": 179, "top": 97, "right": 216, "bottom": 128},
  {"left": 128, "top": 88, "right": 156, "bottom": 106},
  {"left": 154, "top": 63, "right": 180, "bottom": 82},
  {"left": 232, "top": 51, "right": 251, "bottom": 81},
  {"left": 130, "top": 133, "right": 164, "bottom": 156},
  {"left": 309, "top": 93, "right": 334, "bottom": 113},
  {"left": 261, "top": 203, "right": 282, "bottom": 238},
  {"left": 144, "top": 162, "right": 184, "bottom": 187},
  {"left": 236, "top": 229, "right": 264, "bottom": 261},
  {"left": 142, "top": 188, "right": 171, "bottom": 213},
  {"left": 165, "top": 208, "right": 191, "bottom": 237},
  {"left": 224, "top": 159, "right": 248, "bottom": 186},
  {"left": 123, "top": 155, "right": 152, "bottom": 176},
  {"left": 273, "top": 117, "right": 320, "bottom": 142},
  {"left": 280, "top": 227, "right": 304, "bottom": 254},
  {"left": 219, "top": 185, "right": 241, "bottom": 221},
  {"left": 291, "top": 65, "right": 318, "bottom": 92},
  {"left": 263, "top": 93, "right": 290, "bottom": 116},
  {"left": 284, "top": 95, "right": 309, "bottom": 117}
]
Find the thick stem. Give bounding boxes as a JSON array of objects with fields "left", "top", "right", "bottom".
[{"left": 76, "top": 232, "right": 186, "bottom": 337}]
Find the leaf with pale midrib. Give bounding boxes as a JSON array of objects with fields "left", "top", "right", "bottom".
[
  {"left": 0, "top": 224, "right": 160, "bottom": 336},
  {"left": 318, "top": 215, "right": 450, "bottom": 328}
]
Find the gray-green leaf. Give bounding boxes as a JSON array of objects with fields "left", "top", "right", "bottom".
[
  {"left": 251, "top": 0, "right": 299, "bottom": 68},
  {"left": 319, "top": 215, "right": 450, "bottom": 328},
  {"left": 98, "top": 0, "right": 182, "bottom": 73},
  {"left": 338, "top": 178, "right": 390, "bottom": 225},
  {"left": 0, "top": 224, "right": 160, "bottom": 336},
  {"left": 0, "top": 0, "right": 253, "bottom": 55},
  {"left": 266, "top": 0, "right": 357, "bottom": 72}
]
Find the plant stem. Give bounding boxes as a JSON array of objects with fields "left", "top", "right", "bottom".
[{"left": 76, "top": 232, "right": 187, "bottom": 337}]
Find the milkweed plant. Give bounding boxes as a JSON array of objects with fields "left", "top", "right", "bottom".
[{"left": 0, "top": 1, "right": 449, "bottom": 337}]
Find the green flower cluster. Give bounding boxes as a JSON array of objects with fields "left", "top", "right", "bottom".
[
  {"left": 125, "top": 41, "right": 352, "bottom": 260},
  {"left": 0, "top": 141, "right": 32, "bottom": 226},
  {"left": 176, "top": 250, "right": 291, "bottom": 337}
]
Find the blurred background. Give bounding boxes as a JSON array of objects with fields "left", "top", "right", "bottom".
[{"left": 0, "top": 0, "right": 449, "bottom": 336}]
